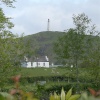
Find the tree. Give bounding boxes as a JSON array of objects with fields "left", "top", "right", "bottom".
[
  {"left": 54, "top": 13, "right": 93, "bottom": 66},
  {"left": 0, "top": 0, "right": 15, "bottom": 7},
  {"left": 0, "top": 0, "right": 27, "bottom": 89},
  {"left": 54, "top": 13, "right": 100, "bottom": 91}
]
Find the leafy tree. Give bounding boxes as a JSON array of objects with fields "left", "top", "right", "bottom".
[
  {"left": 0, "top": 0, "right": 28, "bottom": 89},
  {"left": 0, "top": 0, "right": 15, "bottom": 7},
  {"left": 54, "top": 13, "right": 100, "bottom": 91},
  {"left": 54, "top": 13, "right": 94, "bottom": 66}
]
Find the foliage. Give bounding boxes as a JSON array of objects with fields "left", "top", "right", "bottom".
[
  {"left": 54, "top": 13, "right": 100, "bottom": 93},
  {"left": 0, "top": 18, "right": 24, "bottom": 87},
  {"left": 79, "top": 88, "right": 100, "bottom": 100},
  {"left": 22, "top": 30, "right": 100, "bottom": 65},
  {"left": 0, "top": 0, "right": 30, "bottom": 89},
  {"left": 1, "top": 67, "right": 100, "bottom": 92},
  {"left": 1, "top": 75, "right": 100, "bottom": 100},
  {"left": 0, "top": 0, "right": 15, "bottom": 7},
  {"left": 50, "top": 88, "right": 80, "bottom": 100},
  {"left": 0, "top": 75, "right": 39, "bottom": 100},
  {"left": 0, "top": 0, "right": 24, "bottom": 68},
  {"left": 54, "top": 13, "right": 99, "bottom": 66},
  {"left": 23, "top": 31, "right": 65, "bottom": 64},
  {"left": 0, "top": 75, "right": 80, "bottom": 100}
]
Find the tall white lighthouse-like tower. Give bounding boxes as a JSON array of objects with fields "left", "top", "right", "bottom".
[{"left": 47, "top": 19, "right": 50, "bottom": 31}]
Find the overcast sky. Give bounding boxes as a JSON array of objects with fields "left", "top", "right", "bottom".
[{"left": 3, "top": 0, "right": 100, "bottom": 35}]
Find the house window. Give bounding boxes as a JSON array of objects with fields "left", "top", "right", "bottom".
[
  {"left": 31, "top": 62, "right": 33, "bottom": 66},
  {"left": 43, "top": 63, "right": 45, "bottom": 66},
  {"left": 37, "top": 62, "right": 39, "bottom": 67}
]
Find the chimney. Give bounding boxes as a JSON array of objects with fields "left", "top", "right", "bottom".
[
  {"left": 24, "top": 56, "right": 28, "bottom": 61},
  {"left": 45, "top": 56, "right": 49, "bottom": 61}
]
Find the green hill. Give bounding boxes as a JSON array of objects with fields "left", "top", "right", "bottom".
[
  {"left": 22, "top": 30, "right": 100, "bottom": 66},
  {"left": 23, "top": 31, "right": 65, "bottom": 64}
]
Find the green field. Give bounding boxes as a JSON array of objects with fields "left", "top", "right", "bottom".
[
  {"left": 1, "top": 67, "right": 100, "bottom": 93},
  {"left": 19, "top": 67, "right": 67, "bottom": 77}
]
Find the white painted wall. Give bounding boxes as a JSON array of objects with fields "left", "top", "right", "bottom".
[
  {"left": 26, "top": 62, "right": 32, "bottom": 68},
  {"left": 22, "top": 62, "right": 49, "bottom": 68},
  {"left": 35, "top": 62, "right": 49, "bottom": 68}
]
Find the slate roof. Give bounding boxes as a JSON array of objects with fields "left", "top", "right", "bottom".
[
  {"left": 34, "top": 56, "right": 49, "bottom": 62},
  {"left": 23, "top": 56, "right": 49, "bottom": 62}
]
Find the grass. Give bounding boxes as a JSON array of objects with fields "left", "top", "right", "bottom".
[
  {"left": 18, "top": 67, "right": 68, "bottom": 77},
  {"left": 1, "top": 67, "right": 100, "bottom": 92}
]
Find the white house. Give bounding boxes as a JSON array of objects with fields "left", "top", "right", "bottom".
[{"left": 21, "top": 56, "right": 49, "bottom": 68}]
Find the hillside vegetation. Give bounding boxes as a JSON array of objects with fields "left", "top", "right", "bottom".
[
  {"left": 22, "top": 31, "right": 100, "bottom": 66},
  {"left": 23, "top": 31, "right": 65, "bottom": 64}
]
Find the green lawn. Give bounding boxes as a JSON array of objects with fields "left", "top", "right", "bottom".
[
  {"left": 1, "top": 67, "right": 100, "bottom": 92},
  {"left": 18, "top": 67, "right": 68, "bottom": 77}
]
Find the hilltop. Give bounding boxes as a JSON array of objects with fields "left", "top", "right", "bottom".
[{"left": 23, "top": 31, "right": 65, "bottom": 64}]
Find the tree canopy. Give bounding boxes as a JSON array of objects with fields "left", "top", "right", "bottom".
[
  {"left": 0, "top": 0, "right": 15, "bottom": 7},
  {"left": 54, "top": 13, "right": 100, "bottom": 67},
  {"left": 0, "top": 0, "right": 27, "bottom": 88}
]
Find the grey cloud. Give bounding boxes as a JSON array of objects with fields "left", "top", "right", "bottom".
[{"left": 3, "top": 0, "right": 100, "bottom": 35}]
